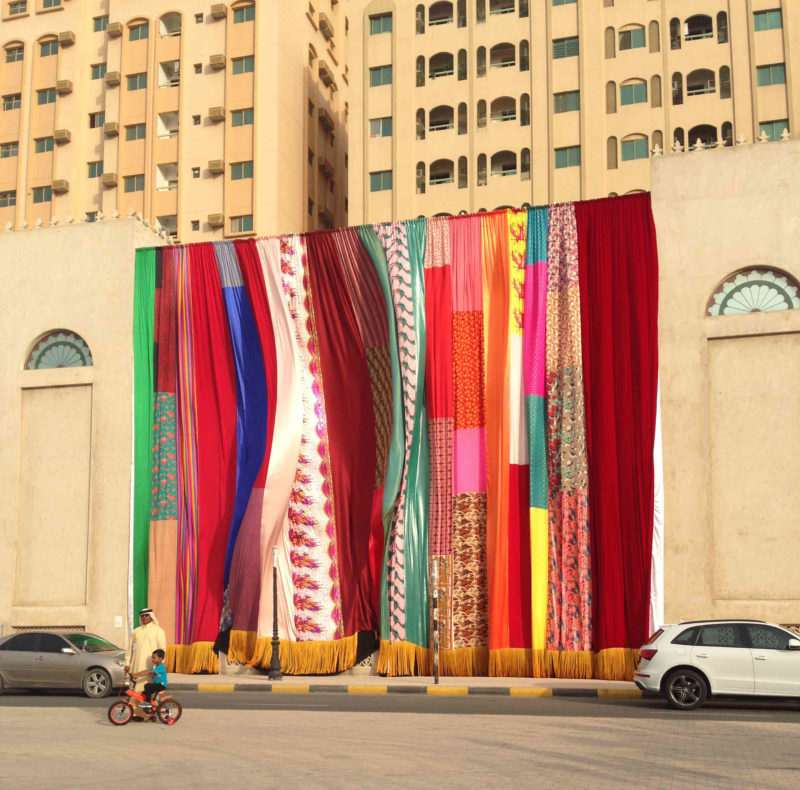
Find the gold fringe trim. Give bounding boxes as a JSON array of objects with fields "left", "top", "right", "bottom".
[
  {"left": 377, "top": 640, "right": 432, "bottom": 676},
  {"left": 248, "top": 633, "right": 359, "bottom": 675},
  {"left": 438, "top": 646, "right": 489, "bottom": 677},
  {"left": 166, "top": 642, "right": 220, "bottom": 675},
  {"left": 549, "top": 650, "right": 594, "bottom": 679},
  {"left": 593, "top": 647, "right": 639, "bottom": 681},
  {"left": 489, "top": 648, "right": 533, "bottom": 678},
  {"left": 227, "top": 629, "right": 259, "bottom": 665}
]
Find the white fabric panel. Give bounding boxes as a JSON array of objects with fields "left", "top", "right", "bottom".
[{"left": 649, "top": 381, "right": 665, "bottom": 634}]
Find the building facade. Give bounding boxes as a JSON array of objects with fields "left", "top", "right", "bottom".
[
  {"left": 348, "top": 0, "right": 800, "bottom": 223},
  {"left": 0, "top": 0, "right": 349, "bottom": 240}
]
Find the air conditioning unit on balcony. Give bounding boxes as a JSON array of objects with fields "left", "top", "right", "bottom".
[
  {"left": 207, "top": 213, "right": 224, "bottom": 228},
  {"left": 58, "top": 31, "right": 76, "bottom": 47},
  {"left": 318, "top": 12, "right": 334, "bottom": 40},
  {"left": 208, "top": 106, "right": 225, "bottom": 122},
  {"left": 101, "top": 172, "right": 118, "bottom": 187},
  {"left": 52, "top": 179, "right": 70, "bottom": 194},
  {"left": 104, "top": 71, "right": 121, "bottom": 87},
  {"left": 210, "top": 3, "right": 227, "bottom": 19},
  {"left": 53, "top": 128, "right": 71, "bottom": 144},
  {"left": 56, "top": 80, "right": 73, "bottom": 95},
  {"left": 107, "top": 21, "right": 123, "bottom": 38},
  {"left": 209, "top": 54, "right": 226, "bottom": 70},
  {"left": 207, "top": 159, "right": 224, "bottom": 174},
  {"left": 318, "top": 60, "right": 335, "bottom": 88},
  {"left": 318, "top": 156, "right": 333, "bottom": 179},
  {"left": 318, "top": 107, "right": 334, "bottom": 132},
  {"left": 103, "top": 121, "right": 119, "bottom": 137}
]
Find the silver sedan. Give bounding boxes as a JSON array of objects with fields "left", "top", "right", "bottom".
[{"left": 0, "top": 630, "right": 126, "bottom": 698}]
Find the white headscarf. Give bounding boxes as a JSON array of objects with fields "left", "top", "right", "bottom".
[{"left": 139, "top": 608, "right": 160, "bottom": 627}]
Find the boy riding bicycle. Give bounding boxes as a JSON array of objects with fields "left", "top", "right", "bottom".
[{"left": 131, "top": 649, "right": 168, "bottom": 714}]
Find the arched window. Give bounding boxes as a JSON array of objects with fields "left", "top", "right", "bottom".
[
  {"left": 722, "top": 121, "right": 733, "bottom": 146},
  {"left": 457, "top": 0, "right": 466, "bottom": 27},
  {"left": 649, "top": 20, "right": 660, "bottom": 52},
  {"left": 620, "top": 78, "right": 647, "bottom": 106},
  {"left": 687, "top": 68, "right": 715, "bottom": 96},
  {"left": 672, "top": 71, "right": 683, "bottom": 105},
  {"left": 619, "top": 25, "right": 645, "bottom": 51},
  {"left": 38, "top": 35, "right": 58, "bottom": 58},
  {"left": 429, "top": 2, "right": 454, "bottom": 26},
  {"left": 688, "top": 124, "right": 717, "bottom": 148},
  {"left": 608, "top": 192, "right": 619, "bottom": 198},
  {"left": 430, "top": 158, "right": 455, "bottom": 185},
  {"left": 606, "top": 81, "right": 617, "bottom": 114},
  {"left": 670, "top": 18, "right": 681, "bottom": 50},
  {"left": 476, "top": 0, "right": 486, "bottom": 24},
  {"left": 489, "top": 0, "right": 514, "bottom": 14},
  {"left": 685, "top": 15, "right": 713, "bottom": 41},
  {"left": 159, "top": 11, "right": 182, "bottom": 36},
  {"left": 458, "top": 156, "right": 468, "bottom": 188},
  {"left": 717, "top": 11, "right": 728, "bottom": 44},
  {"left": 429, "top": 105, "right": 454, "bottom": 132},
  {"left": 520, "top": 93, "right": 530, "bottom": 126},
  {"left": 458, "top": 102, "right": 467, "bottom": 134},
  {"left": 719, "top": 66, "right": 731, "bottom": 99},
  {"left": 607, "top": 137, "right": 618, "bottom": 169},
  {"left": 458, "top": 49, "right": 467, "bottom": 80},
  {"left": 491, "top": 150, "right": 517, "bottom": 177},
  {"left": 652, "top": 130, "right": 664, "bottom": 152},
  {"left": 416, "top": 108, "right": 426, "bottom": 139},
  {"left": 477, "top": 99, "right": 487, "bottom": 128},
  {"left": 621, "top": 133, "right": 649, "bottom": 161},
  {"left": 490, "top": 42, "right": 515, "bottom": 69},
  {"left": 708, "top": 270, "right": 800, "bottom": 316},
  {"left": 477, "top": 153, "right": 487, "bottom": 186},
  {"left": 477, "top": 46, "right": 486, "bottom": 77},
  {"left": 416, "top": 55, "right": 425, "bottom": 86},
  {"left": 605, "top": 27, "right": 615, "bottom": 59},
  {"left": 490, "top": 96, "right": 516, "bottom": 123},
  {"left": 416, "top": 161, "right": 426, "bottom": 194},
  {"left": 519, "top": 0, "right": 529, "bottom": 19},
  {"left": 27, "top": 330, "right": 93, "bottom": 369},
  {"left": 416, "top": 4, "right": 425, "bottom": 34},
  {"left": 519, "top": 40, "right": 529, "bottom": 71},
  {"left": 521, "top": 147, "right": 530, "bottom": 180},
  {"left": 674, "top": 127, "right": 685, "bottom": 149},
  {"left": 4, "top": 41, "right": 24, "bottom": 63},
  {"left": 651, "top": 75, "right": 662, "bottom": 107},
  {"left": 429, "top": 52, "right": 455, "bottom": 79}
]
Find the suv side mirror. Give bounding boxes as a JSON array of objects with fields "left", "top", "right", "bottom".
[
  {"left": 61, "top": 647, "right": 77, "bottom": 655},
  {"left": 787, "top": 638, "right": 800, "bottom": 650}
]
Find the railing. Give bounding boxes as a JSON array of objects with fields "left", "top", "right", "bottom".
[
  {"left": 160, "top": 30, "right": 182, "bottom": 38},
  {"left": 430, "top": 175, "right": 454, "bottom": 184},
  {"left": 686, "top": 82, "right": 715, "bottom": 96},
  {"left": 429, "top": 68, "right": 455, "bottom": 78},
  {"left": 159, "top": 79, "right": 180, "bottom": 88},
  {"left": 156, "top": 182, "right": 178, "bottom": 192},
  {"left": 684, "top": 31, "right": 713, "bottom": 41},
  {"left": 429, "top": 17, "right": 453, "bottom": 26},
  {"left": 489, "top": 6, "right": 515, "bottom": 15},
  {"left": 491, "top": 168, "right": 517, "bottom": 177},
  {"left": 157, "top": 130, "right": 179, "bottom": 139},
  {"left": 490, "top": 59, "right": 515, "bottom": 68},
  {"left": 491, "top": 111, "right": 516, "bottom": 121},
  {"left": 429, "top": 121, "right": 454, "bottom": 131}
]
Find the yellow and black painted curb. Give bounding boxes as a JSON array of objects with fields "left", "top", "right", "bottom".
[{"left": 172, "top": 682, "right": 642, "bottom": 699}]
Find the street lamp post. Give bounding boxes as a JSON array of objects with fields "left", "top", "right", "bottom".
[
  {"left": 432, "top": 561, "right": 439, "bottom": 685},
  {"left": 268, "top": 545, "right": 283, "bottom": 681}
]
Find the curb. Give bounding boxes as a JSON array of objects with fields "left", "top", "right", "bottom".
[{"left": 171, "top": 682, "right": 642, "bottom": 699}]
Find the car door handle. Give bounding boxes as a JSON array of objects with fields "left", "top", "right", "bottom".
[
  {"left": 754, "top": 655, "right": 767, "bottom": 661},
  {"left": 695, "top": 652, "right": 709, "bottom": 658}
]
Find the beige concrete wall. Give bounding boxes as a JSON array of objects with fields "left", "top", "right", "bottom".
[
  {"left": 0, "top": 218, "right": 160, "bottom": 645},
  {"left": 652, "top": 139, "right": 800, "bottom": 625}
]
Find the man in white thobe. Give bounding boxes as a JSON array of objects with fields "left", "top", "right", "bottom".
[{"left": 124, "top": 608, "right": 167, "bottom": 719}]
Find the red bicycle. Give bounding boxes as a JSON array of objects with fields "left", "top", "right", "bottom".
[{"left": 107, "top": 675, "right": 182, "bottom": 726}]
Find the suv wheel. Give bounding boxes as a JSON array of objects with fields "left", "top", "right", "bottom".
[{"left": 665, "top": 669, "right": 707, "bottom": 711}]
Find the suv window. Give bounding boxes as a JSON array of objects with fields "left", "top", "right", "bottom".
[
  {"left": 698, "top": 624, "right": 743, "bottom": 647},
  {"left": 672, "top": 626, "right": 699, "bottom": 645},
  {"left": 38, "top": 634, "right": 70, "bottom": 653},
  {"left": 745, "top": 624, "right": 791, "bottom": 650},
  {"left": 0, "top": 633, "right": 40, "bottom": 651}
]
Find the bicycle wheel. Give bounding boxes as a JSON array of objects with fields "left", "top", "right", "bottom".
[
  {"left": 156, "top": 699, "right": 182, "bottom": 725},
  {"left": 107, "top": 701, "right": 134, "bottom": 726}
]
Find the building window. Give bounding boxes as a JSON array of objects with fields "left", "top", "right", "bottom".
[
  {"left": 670, "top": 18, "right": 681, "bottom": 50},
  {"left": 604, "top": 26, "right": 615, "bottom": 59},
  {"left": 192, "top": 167, "right": 200, "bottom": 178},
  {"left": 757, "top": 64, "right": 786, "bottom": 87},
  {"left": 719, "top": 67, "right": 731, "bottom": 99},
  {"left": 651, "top": 75, "right": 662, "bottom": 107},
  {"left": 458, "top": 102, "right": 467, "bottom": 134},
  {"left": 760, "top": 119, "right": 789, "bottom": 141},
  {"left": 191, "top": 220, "right": 200, "bottom": 231},
  {"left": 553, "top": 37, "right": 579, "bottom": 59},
  {"left": 619, "top": 27, "right": 645, "bottom": 50},
  {"left": 458, "top": 156, "right": 468, "bottom": 188},
  {"left": 621, "top": 137, "right": 648, "bottom": 161},
  {"left": 0, "top": 190, "right": 16, "bottom": 207},
  {"left": 520, "top": 148, "right": 530, "bottom": 180},
  {"left": 370, "top": 12, "right": 392, "bottom": 34},
  {"left": 308, "top": 198, "right": 314, "bottom": 215},
  {"left": 369, "top": 65, "right": 392, "bottom": 87},
  {"left": 40, "top": 41, "right": 59, "bottom": 58},
  {"left": 554, "top": 90, "right": 579, "bottom": 113},
  {"left": 458, "top": 0, "right": 466, "bottom": 26},
  {"left": 477, "top": 46, "right": 486, "bottom": 77},
  {"left": 193, "top": 114, "right": 201, "bottom": 125},
  {"left": 9, "top": 1, "right": 26, "bottom": 15},
  {"left": 416, "top": 56, "right": 425, "bottom": 87},
  {"left": 717, "top": 12, "right": 728, "bottom": 43},
  {"left": 232, "top": 108, "right": 254, "bottom": 126},
  {"left": 477, "top": 153, "right": 487, "bottom": 185},
  {"left": 91, "top": 63, "right": 107, "bottom": 80},
  {"left": 652, "top": 130, "right": 664, "bottom": 152},
  {"left": 231, "top": 215, "right": 253, "bottom": 233},
  {"left": 754, "top": 10, "right": 782, "bottom": 32},
  {"left": 33, "top": 185, "right": 52, "bottom": 203},
  {"left": 194, "top": 63, "right": 202, "bottom": 74},
  {"left": 606, "top": 81, "right": 617, "bottom": 113},
  {"left": 94, "top": 15, "right": 109, "bottom": 31},
  {"left": 708, "top": 269, "right": 800, "bottom": 315},
  {"left": 195, "top": 13, "right": 203, "bottom": 23},
  {"left": 519, "top": 40, "right": 529, "bottom": 71},
  {"left": 307, "top": 148, "right": 314, "bottom": 166},
  {"left": 129, "top": 23, "right": 149, "bottom": 41},
  {"left": 2, "top": 93, "right": 21, "bottom": 110},
  {"left": 89, "top": 111, "right": 105, "bottom": 128},
  {"left": 42, "top": 0, "right": 60, "bottom": 7},
  {"left": 88, "top": 161, "right": 103, "bottom": 178},
  {"left": 416, "top": 4, "right": 425, "bottom": 33},
  {"left": 649, "top": 21, "right": 660, "bottom": 52},
  {"left": 37, "top": 88, "right": 56, "bottom": 105},
  {"left": 232, "top": 56, "right": 255, "bottom": 74},
  {"left": 554, "top": 145, "right": 580, "bottom": 168},
  {"left": 34, "top": 136, "right": 54, "bottom": 153},
  {"left": 369, "top": 170, "right": 393, "bottom": 192},
  {"left": 127, "top": 73, "right": 147, "bottom": 91},
  {"left": 620, "top": 81, "right": 647, "bottom": 106},
  {"left": 125, "top": 123, "right": 146, "bottom": 141},
  {"left": 477, "top": 99, "right": 486, "bottom": 128},
  {"left": 231, "top": 161, "right": 254, "bottom": 180},
  {"left": 233, "top": 4, "right": 255, "bottom": 23},
  {"left": 416, "top": 108, "right": 425, "bottom": 139},
  {"left": 6, "top": 46, "right": 24, "bottom": 63},
  {"left": 553, "top": 0, "right": 576, "bottom": 5},
  {"left": 458, "top": 49, "right": 467, "bottom": 80},
  {"left": 369, "top": 117, "right": 393, "bottom": 138},
  {"left": 124, "top": 174, "right": 145, "bottom": 192},
  {"left": 607, "top": 137, "right": 618, "bottom": 169},
  {"left": 0, "top": 141, "right": 19, "bottom": 158},
  {"left": 26, "top": 330, "right": 92, "bottom": 369}
]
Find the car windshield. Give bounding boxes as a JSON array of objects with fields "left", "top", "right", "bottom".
[{"left": 66, "top": 634, "right": 120, "bottom": 653}]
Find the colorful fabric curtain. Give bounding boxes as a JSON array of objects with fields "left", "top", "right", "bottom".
[{"left": 131, "top": 197, "right": 660, "bottom": 679}]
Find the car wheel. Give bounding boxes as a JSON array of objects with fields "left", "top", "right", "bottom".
[
  {"left": 665, "top": 669, "right": 707, "bottom": 711},
  {"left": 83, "top": 668, "right": 112, "bottom": 698}
]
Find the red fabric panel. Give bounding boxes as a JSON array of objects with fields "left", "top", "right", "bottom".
[
  {"left": 424, "top": 264, "right": 453, "bottom": 420},
  {"left": 189, "top": 243, "right": 238, "bottom": 642},
  {"left": 507, "top": 465, "right": 531, "bottom": 649},
  {"left": 576, "top": 194, "right": 659, "bottom": 651},
  {"left": 305, "top": 231, "right": 378, "bottom": 636}
]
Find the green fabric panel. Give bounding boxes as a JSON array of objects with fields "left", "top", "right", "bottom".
[
  {"left": 526, "top": 394, "right": 548, "bottom": 509},
  {"left": 357, "top": 225, "right": 404, "bottom": 642},
  {"left": 132, "top": 248, "right": 156, "bottom": 619},
  {"left": 402, "top": 217, "right": 430, "bottom": 648}
]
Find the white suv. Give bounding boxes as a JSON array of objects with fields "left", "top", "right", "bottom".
[{"left": 635, "top": 620, "right": 800, "bottom": 710}]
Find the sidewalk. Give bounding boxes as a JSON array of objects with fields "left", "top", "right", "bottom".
[{"left": 168, "top": 670, "right": 642, "bottom": 698}]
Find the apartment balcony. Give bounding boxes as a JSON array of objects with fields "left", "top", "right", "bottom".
[
  {"left": 318, "top": 60, "right": 335, "bottom": 88},
  {"left": 154, "top": 188, "right": 178, "bottom": 218},
  {"left": 319, "top": 12, "right": 334, "bottom": 40},
  {"left": 318, "top": 107, "right": 334, "bottom": 132}
]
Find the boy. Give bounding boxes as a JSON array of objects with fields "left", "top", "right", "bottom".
[{"left": 140, "top": 649, "right": 168, "bottom": 712}]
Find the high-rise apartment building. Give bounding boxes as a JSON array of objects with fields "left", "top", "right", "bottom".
[
  {"left": 348, "top": 0, "right": 800, "bottom": 223},
  {"left": 0, "top": 0, "right": 349, "bottom": 240}
]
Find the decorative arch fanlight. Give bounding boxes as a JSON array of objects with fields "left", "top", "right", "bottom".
[
  {"left": 707, "top": 269, "right": 800, "bottom": 316},
  {"left": 26, "top": 329, "right": 93, "bottom": 369}
]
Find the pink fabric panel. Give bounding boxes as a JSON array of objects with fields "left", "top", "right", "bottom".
[{"left": 453, "top": 427, "right": 487, "bottom": 494}]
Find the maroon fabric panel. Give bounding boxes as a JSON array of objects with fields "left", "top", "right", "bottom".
[
  {"left": 154, "top": 248, "right": 177, "bottom": 394},
  {"left": 305, "top": 230, "right": 379, "bottom": 636},
  {"left": 576, "top": 193, "right": 659, "bottom": 651},
  {"left": 507, "top": 465, "right": 531, "bottom": 649}
]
